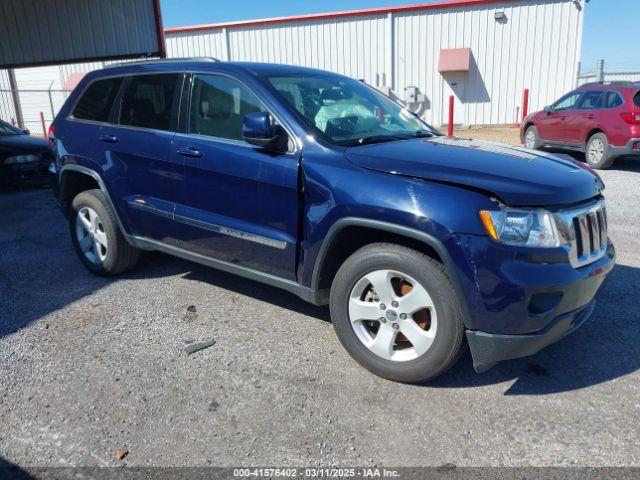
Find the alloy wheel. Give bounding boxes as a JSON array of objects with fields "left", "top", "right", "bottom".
[
  {"left": 75, "top": 206, "right": 108, "bottom": 265},
  {"left": 525, "top": 129, "right": 537, "bottom": 149},
  {"left": 588, "top": 139, "right": 605, "bottom": 163},
  {"left": 348, "top": 269, "right": 438, "bottom": 362}
]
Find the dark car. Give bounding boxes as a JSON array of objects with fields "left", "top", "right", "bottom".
[
  {"left": 49, "top": 59, "right": 615, "bottom": 383},
  {"left": 522, "top": 82, "right": 640, "bottom": 169},
  {"left": 0, "top": 119, "right": 52, "bottom": 190}
]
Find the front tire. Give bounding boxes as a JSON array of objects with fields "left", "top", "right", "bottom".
[
  {"left": 329, "top": 243, "right": 465, "bottom": 383},
  {"left": 70, "top": 189, "right": 139, "bottom": 276},
  {"left": 524, "top": 125, "right": 542, "bottom": 150},
  {"left": 585, "top": 132, "right": 615, "bottom": 169}
]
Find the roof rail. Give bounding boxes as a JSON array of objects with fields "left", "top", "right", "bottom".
[
  {"left": 580, "top": 80, "right": 637, "bottom": 88},
  {"left": 105, "top": 57, "right": 221, "bottom": 68}
]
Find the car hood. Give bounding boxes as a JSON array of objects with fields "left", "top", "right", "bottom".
[
  {"left": 0, "top": 134, "right": 50, "bottom": 155},
  {"left": 345, "top": 136, "right": 604, "bottom": 206}
]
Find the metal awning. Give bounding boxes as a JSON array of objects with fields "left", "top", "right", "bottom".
[
  {"left": 0, "top": 0, "right": 166, "bottom": 69},
  {"left": 438, "top": 48, "right": 472, "bottom": 73}
]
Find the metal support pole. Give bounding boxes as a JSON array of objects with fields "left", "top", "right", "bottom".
[
  {"left": 48, "top": 81, "right": 56, "bottom": 120},
  {"left": 152, "top": 0, "right": 167, "bottom": 58},
  {"left": 7, "top": 69, "right": 24, "bottom": 130},
  {"left": 40, "top": 112, "right": 47, "bottom": 139},
  {"left": 447, "top": 96, "right": 454, "bottom": 137},
  {"left": 223, "top": 28, "right": 231, "bottom": 61},
  {"left": 522, "top": 89, "right": 530, "bottom": 123},
  {"left": 595, "top": 59, "right": 605, "bottom": 83}
]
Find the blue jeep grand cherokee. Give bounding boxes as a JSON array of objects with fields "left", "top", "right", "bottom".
[{"left": 50, "top": 59, "right": 615, "bottom": 383}]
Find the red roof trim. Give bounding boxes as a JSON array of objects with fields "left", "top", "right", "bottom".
[{"left": 165, "top": 0, "right": 513, "bottom": 33}]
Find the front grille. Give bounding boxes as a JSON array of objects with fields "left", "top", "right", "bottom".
[{"left": 555, "top": 199, "right": 608, "bottom": 268}]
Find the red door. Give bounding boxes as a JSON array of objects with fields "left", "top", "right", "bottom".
[
  {"left": 568, "top": 90, "right": 605, "bottom": 145},
  {"left": 537, "top": 91, "right": 582, "bottom": 142}
]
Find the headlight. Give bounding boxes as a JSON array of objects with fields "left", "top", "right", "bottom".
[
  {"left": 4, "top": 154, "right": 40, "bottom": 165},
  {"left": 479, "top": 209, "right": 560, "bottom": 247}
]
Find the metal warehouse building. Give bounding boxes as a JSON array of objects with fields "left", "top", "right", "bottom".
[{"left": 1, "top": 0, "right": 586, "bottom": 133}]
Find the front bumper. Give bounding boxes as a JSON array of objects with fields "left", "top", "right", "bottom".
[
  {"left": 445, "top": 234, "right": 615, "bottom": 372},
  {"left": 610, "top": 138, "right": 640, "bottom": 157},
  {"left": 467, "top": 300, "right": 595, "bottom": 372},
  {"left": 1, "top": 160, "right": 51, "bottom": 187}
]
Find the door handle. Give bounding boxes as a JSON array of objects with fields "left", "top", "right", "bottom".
[
  {"left": 98, "top": 134, "right": 118, "bottom": 143},
  {"left": 586, "top": 114, "right": 595, "bottom": 119},
  {"left": 176, "top": 146, "right": 203, "bottom": 158}
]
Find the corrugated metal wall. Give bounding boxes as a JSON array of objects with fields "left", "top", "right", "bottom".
[
  {"left": 2, "top": 0, "right": 586, "bottom": 128},
  {"left": 228, "top": 15, "right": 391, "bottom": 87},
  {"left": 167, "top": 30, "right": 228, "bottom": 59},
  {"left": 0, "top": 0, "right": 161, "bottom": 68},
  {"left": 393, "top": 1, "right": 583, "bottom": 125},
  {"left": 163, "top": 0, "right": 584, "bottom": 125}
]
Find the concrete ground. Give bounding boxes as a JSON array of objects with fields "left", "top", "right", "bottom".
[{"left": 1, "top": 140, "right": 639, "bottom": 469}]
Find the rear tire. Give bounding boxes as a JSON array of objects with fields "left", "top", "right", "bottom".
[
  {"left": 329, "top": 243, "right": 465, "bottom": 383},
  {"left": 524, "top": 125, "right": 542, "bottom": 150},
  {"left": 585, "top": 132, "right": 615, "bottom": 169},
  {"left": 70, "top": 189, "right": 139, "bottom": 276}
]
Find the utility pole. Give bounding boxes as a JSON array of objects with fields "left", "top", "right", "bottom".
[{"left": 595, "top": 59, "right": 605, "bottom": 83}]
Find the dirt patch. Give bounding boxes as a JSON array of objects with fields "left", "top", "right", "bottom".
[{"left": 453, "top": 126, "right": 522, "bottom": 146}]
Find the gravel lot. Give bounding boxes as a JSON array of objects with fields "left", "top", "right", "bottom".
[{"left": 1, "top": 145, "right": 639, "bottom": 469}]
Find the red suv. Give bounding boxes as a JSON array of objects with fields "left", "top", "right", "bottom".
[{"left": 521, "top": 82, "right": 640, "bottom": 169}]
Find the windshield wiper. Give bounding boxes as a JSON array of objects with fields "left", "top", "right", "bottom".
[
  {"left": 410, "top": 129, "right": 434, "bottom": 138},
  {"left": 356, "top": 135, "right": 408, "bottom": 146},
  {"left": 354, "top": 130, "right": 435, "bottom": 146},
  {"left": 354, "top": 130, "right": 434, "bottom": 146}
]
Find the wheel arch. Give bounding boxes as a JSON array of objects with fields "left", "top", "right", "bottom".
[
  {"left": 586, "top": 128, "right": 606, "bottom": 144},
  {"left": 310, "top": 218, "right": 474, "bottom": 329},
  {"left": 59, "top": 165, "right": 129, "bottom": 236},
  {"left": 59, "top": 168, "right": 100, "bottom": 211}
]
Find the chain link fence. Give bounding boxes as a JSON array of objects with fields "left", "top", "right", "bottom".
[{"left": 0, "top": 87, "right": 72, "bottom": 137}]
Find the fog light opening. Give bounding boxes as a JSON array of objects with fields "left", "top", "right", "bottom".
[{"left": 528, "top": 292, "right": 563, "bottom": 316}]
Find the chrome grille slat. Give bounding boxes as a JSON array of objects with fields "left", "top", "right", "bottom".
[
  {"left": 594, "top": 211, "right": 604, "bottom": 250},
  {"left": 554, "top": 199, "right": 608, "bottom": 268},
  {"left": 579, "top": 214, "right": 591, "bottom": 255},
  {"left": 588, "top": 212, "right": 598, "bottom": 254}
]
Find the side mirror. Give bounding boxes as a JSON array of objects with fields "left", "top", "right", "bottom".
[
  {"left": 242, "top": 111, "right": 288, "bottom": 152},
  {"left": 543, "top": 105, "right": 553, "bottom": 115},
  {"left": 23, "top": 129, "right": 30, "bottom": 135}
]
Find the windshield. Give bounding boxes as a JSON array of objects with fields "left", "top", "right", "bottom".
[
  {"left": 264, "top": 73, "right": 435, "bottom": 146},
  {"left": 0, "top": 120, "right": 22, "bottom": 136}
]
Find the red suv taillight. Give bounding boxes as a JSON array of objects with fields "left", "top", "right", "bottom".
[{"left": 620, "top": 111, "right": 640, "bottom": 125}]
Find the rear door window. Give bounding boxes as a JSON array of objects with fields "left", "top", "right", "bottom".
[
  {"left": 577, "top": 90, "right": 604, "bottom": 110},
  {"left": 119, "top": 74, "right": 181, "bottom": 131},
  {"left": 634, "top": 92, "right": 640, "bottom": 107},
  {"left": 72, "top": 77, "right": 123, "bottom": 122},
  {"left": 605, "top": 92, "right": 624, "bottom": 109},
  {"left": 188, "top": 74, "right": 263, "bottom": 141}
]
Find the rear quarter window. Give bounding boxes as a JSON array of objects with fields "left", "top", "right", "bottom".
[
  {"left": 635, "top": 92, "right": 640, "bottom": 107},
  {"left": 605, "top": 91, "right": 624, "bottom": 109},
  {"left": 119, "top": 74, "right": 181, "bottom": 131},
  {"left": 72, "top": 77, "right": 123, "bottom": 122}
]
